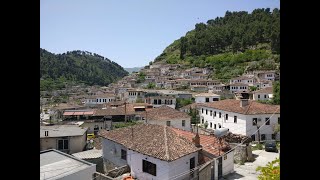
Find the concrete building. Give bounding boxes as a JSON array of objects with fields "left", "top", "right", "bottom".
[
  {"left": 40, "top": 125, "right": 88, "bottom": 154},
  {"left": 84, "top": 94, "right": 116, "bottom": 107},
  {"left": 229, "top": 83, "right": 249, "bottom": 93},
  {"left": 40, "top": 149, "right": 96, "bottom": 180}
]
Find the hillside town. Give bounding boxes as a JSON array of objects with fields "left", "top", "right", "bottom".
[{"left": 40, "top": 62, "right": 280, "bottom": 180}]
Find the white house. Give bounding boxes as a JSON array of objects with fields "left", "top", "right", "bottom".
[
  {"left": 253, "top": 87, "right": 273, "bottom": 101},
  {"left": 198, "top": 99, "right": 280, "bottom": 141},
  {"left": 146, "top": 105, "right": 191, "bottom": 131},
  {"left": 40, "top": 149, "right": 96, "bottom": 180},
  {"left": 229, "top": 83, "right": 249, "bottom": 93},
  {"left": 253, "top": 70, "right": 276, "bottom": 81},
  {"left": 40, "top": 125, "right": 88, "bottom": 154},
  {"left": 195, "top": 93, "right": 220, "bottom": 103},
  {"left": 126, "top": 89, "right": 146, "bottom": 103},
  {"left": 99, "top": 124, "right": 200, "bottom": 180},
  {"left": 84, "top": 94, "right": 116, "bottom": 106},
  {"left": 145, "top": 95, "right": 176, "bottom": 109},
  {"left": 230, "top": 76, "right": 255, "bottom": 86}
]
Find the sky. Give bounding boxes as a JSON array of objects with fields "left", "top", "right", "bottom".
[{"left": 40, "top": 0, "right": 280, "bottom": 68}]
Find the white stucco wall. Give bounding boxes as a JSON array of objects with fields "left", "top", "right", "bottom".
[
  {"left": 253, "top": 93, "right": 273, "bottom": 101},
  {"left": 195, "top": 96, "right": 220, "bottom": 103},
  {"left": 147, "top": 118, "right": 191, "bottom": 131},
  {"left": 102, "top": 139, "right": 128, "bottom": 169},
  {"left": 127, "top": 150, "right": 198, "bottom": 180},
  {"left": 199, "top": 107, "right": 247, "bottom": 135},
  {"left": 214, "top": 150, "right": 234, "bottom": 179}
]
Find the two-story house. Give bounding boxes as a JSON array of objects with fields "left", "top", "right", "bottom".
[{"left": 198, "top": 99, "right": 280, "bottom": 141}]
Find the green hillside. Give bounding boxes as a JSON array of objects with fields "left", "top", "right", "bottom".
[
  {"left": 40, "top": 48, "right": 128, "bottom": 91},
  {"left": 154, "top": 8, "right": 280, "bottom": 81}
]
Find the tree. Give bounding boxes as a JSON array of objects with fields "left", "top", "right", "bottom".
[
  {"left": 149, "top": 61, "right": 153, "bottom": 65},
  {"left": 147, "top": 83, "right": 156, "bottom": 89},
  {"left": 256, "top": 158, "right": 280, "bottom": 180},
  {"left": 272, "top": 81, "right": 280, "bottom": 104},
  {"left": 204, "top": 121, "right": 208, "bottom": 129}
]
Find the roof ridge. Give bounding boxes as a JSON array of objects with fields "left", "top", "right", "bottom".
[
  {"left": 164, "top": 126, "right": 169, "bottom": 161},
  {"left": 244, "top": 100, "right": 253, "bottom": 115}
]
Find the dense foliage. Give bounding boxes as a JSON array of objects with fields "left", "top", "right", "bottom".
[
  {"left": 154, "top": 8, "right": 280, "bottom": 81},
  {"left": 272, "top": 81, "right": 280, "bottom": 105},
  {"left": 40, "top": 48, "right": 128, "bottom": 90},
  {"left": 256, "top": 158, "right": 280, "bottom": 180}
]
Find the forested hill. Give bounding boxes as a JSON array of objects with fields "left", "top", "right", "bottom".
[
  {"left": 40, "top": 48, "right": 128, "bottom": 90},
  {"left": 154, "top": 8, "right": 280, "bottom": 81}
]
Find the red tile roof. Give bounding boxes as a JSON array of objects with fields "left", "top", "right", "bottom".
[
  {"left": 198, "top": 99, "right": 280, "bottom": 115},
  {"left": 99, "top": 124, "right": 199, "bottom": 161},
  {"left": 147, "top": 106, "right": 191, "bottom": 120},
  {"left": 171, "top": 128, "right": 230, "bottom": 157},
  {"left": 254, "top": 87, "right": 273, "bottom": 94}
]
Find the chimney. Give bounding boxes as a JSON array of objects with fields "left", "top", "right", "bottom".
[
  {"left": 240, "top": 99, "right": 249, "bottom": 107},
  {"left": 193, "top": 133, "right": 201, "bottom": 148}
]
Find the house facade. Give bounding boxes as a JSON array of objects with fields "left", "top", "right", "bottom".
[
  {"left": 198, "top": 99, "right": 280, "bottom": 141},
  {"left": 229, "top": 83, "right": 249, "bottom": 93},
  {"left": 253, "top": 87, "right": 273, "bottom": 101},
  {"left": 40, "top": 125, "right": 88, "bottom": 154},
  {"left": 99, "top": 124, "right": 200, "bottom": 180},
  {"left": 195, "top": 93, "right": 220, "bottom": 103}
]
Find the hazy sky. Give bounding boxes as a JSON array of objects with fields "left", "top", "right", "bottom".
[{"left": 40, "top": 0, "right": 280, "bottom": 68}]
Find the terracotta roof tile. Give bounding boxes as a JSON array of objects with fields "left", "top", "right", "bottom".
[
  {"left": 171, "top": 128, "right": 230, "bottom": 157},
  {"left": 254, "top": 87, "right": 273, "bottom": 94},
  {"left": 99, "top": 124, "right": 199, "bottom": 161},
  {"left": 198, "top": 99, "right": 280, "bottom": 115},
  {"left": 147, "top": 106, "right": 190, "bottom": 120}
]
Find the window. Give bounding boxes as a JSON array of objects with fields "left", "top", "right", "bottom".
[
  {"left": 166, "top": 121, "right": 171, "bottom": 126},
  {"left": 253, "top": 118, "right": 257, "bottom": 126},
  {"left": 205, "top": 97, "right": 209, "bottom": 102},
  {"left": 214, "top": 124, "right": 216, "bottom": 129},
  {"left": 265, "top": 118, "right": 270, "bottom": 125},
  {"left": 214, "top": 111, "right": 216, "bottom": 117},
  {"left": 143, "top": 160, "right": 157, "bottom": 176},
  {"left": 278, "top": 117, "right": 280, "bottom": 124},
  {"left": 219, "top": 112, "right": 221, "bottom": 118},
  {"left": 100, "top": 99, "right": 101, "bottom": 102},
  {"left": 251, "top": 135, "right": 255, "bottom": 141},
  {"left": 202, "top": 108, "right": 203, "bottom": 113},
  {"left": 234, "top": 116, "right": 237, "bottom": 123},
  {"left": 210, "top": 122, "right": 212, "bottom": 128},
  {"left": 264, "top": 95, "right": 267, "bottom": 98},
  {"left": 154, "top": 99, "right": 157, "bottom": 105},
  {"left": 210, "top": 110, "right": 212, "bottom": 116},
  {"left": 182, "top": 120, "right": 185, "bottom": 127},
  {"left": 202, "top": 118, "right": 204, "bottom": 124},
  {"left": 206, "top": 109, "right": 208, "bottom": 115},
  {"left": 58, "top": 139, "right": 69, "bottom": 150},
  {"left": 121, "top": 149, "right": 127, "bottom": 160},
  {"left": 225, "top": 114, "right": 228, "bottom": 120},
  {"left": 219, "top": 124, "right": 221, "bottom": 128},
  {"left": 158, "top": 99, "right": 161, "bottom": 104},
  {"left": 258, "top": 95, "right": 260, "bottom": 99},
  {"left": 224, "top": 154, "right": 227, "bottom": 160},
  {"left": 272, "top": 134, "right": 276, "bottom": 140},
  {"left": 261, "top": 134, "right": 266, "bottom": 141}
]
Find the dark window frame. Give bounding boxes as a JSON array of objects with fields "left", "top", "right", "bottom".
[
  {"left": 142, "top": 160, "right": 157, "bottom": 176},
  {"left": 121, "top": 149, "right": 127, "bottom": 160},
  {"left": 265, "top": 118, "right": 270, "bottom": 125},
  {"left": 234, "top": 116, "right": 237, "bottom": 123}
]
